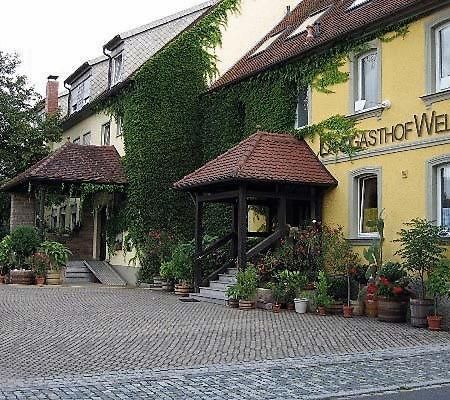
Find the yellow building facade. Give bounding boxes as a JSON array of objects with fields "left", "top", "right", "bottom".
[{"left": 306, "top": 6, "right": 450, "bottom": 260}]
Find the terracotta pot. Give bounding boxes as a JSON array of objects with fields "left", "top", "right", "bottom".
[
  {"left": 239, "top": 299, "right": 256, "bottom": 310},
  {"left": 343, "top": 305, "right": 354, "bottom": 318},
  {"left": 427, "top": 315, "right": 443, "bottom": 331},
  {"left": 227, "top": 299, "right": 239, "bottom": 308},
  {"left": 0, "top": 275, "right": 5, "bottom": 284},
  {"left": 36, "top": 276, "right": 46, "bottom": 286},
  {"left": 365, "top": 299, "right": 378, "bottom": 318},
  {"left": 46, "top": 270, "right": 61, "bottom": 285},
  {"left": 287, "top": 302, "right": 295, "bottom": 311},
  {"left": 272, "top": 303, "right": 281, "bottom": 313},
  {"left": 326, "top": 302, "right": 343, "bottom": 315},
  {"left": 174, "top": 283, "right": 192, "bottom": 297},
  {"left": 10, "top": 270, "right": 34, "bottom": 285},
  {"left": 410, "top": 299, "right": 434, "bottom": 328},
  {"left": 318, "top": 306, "right": 326, "bottom": 316},
  {"left": 377, "top": 297, "right": 408, "bottom": 323},
  {"left": 351, "top": 300, "right": 364, "bottom": 316}
]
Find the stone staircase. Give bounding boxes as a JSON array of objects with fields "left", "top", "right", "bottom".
[
  {"left": 64, "top": 261, "right": 98, "bottom": 284},
  {"left": 190, "top": 267, "right": 238, "bottom": 305}
]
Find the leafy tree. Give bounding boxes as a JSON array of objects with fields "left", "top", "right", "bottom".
[{"left": 0, "top": 51, "right": 62, "bottom": 231}]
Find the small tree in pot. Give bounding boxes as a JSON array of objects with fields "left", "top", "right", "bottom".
[
  {"left": 235, "top": 264, "right": 259, "bottom": 310},
  {"left": 315, "top": 271, "right": 332, "bottom": 316},
  {"left": 395, "top": 219, "right": 445, "bottom": 327},
  {"left": 165, "top": 241, "right": 195, "bottom": 296},
  {"left": 426, "top": 260, "right": 450, "bottom": 331},
  {"left": 31, "top": 252, "right": 50, "bottom": 285}
]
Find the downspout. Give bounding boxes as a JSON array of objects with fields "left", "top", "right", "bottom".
[
  {"left": 103, "top": 45, "right": 112, "bottom": 88},
  {"left": 63, "top": 82, "right": 71, "bottom": 117}
]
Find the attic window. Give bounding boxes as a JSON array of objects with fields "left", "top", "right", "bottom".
[
  {"left": 288, "top": 8, "right": 329, "bottom": 39},
  {"left": 348, "top": 0, "right": 371, "bottom": 10},
  {"left": 251, "top": 31, "right": 284, "bottom": 56}
]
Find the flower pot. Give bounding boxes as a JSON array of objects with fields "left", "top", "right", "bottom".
[
  {"left": 365, "top": 299, "right": 378, "bottom": 318},
  {"left": 427, "top": 315, "right": 443, "bottom": 331},
  {"left": 377, "top": 297, "right": 408, "bottom": 323},
  {"left": 36, "top": 276, "right": 46, "bottom": 286},
  {"left": 351, "top": 300, "right": 364, "bottom": 316},
  {"left": 325, "top": 301, "right": 343, "bottom": 315},
  {"left": 410, "top": 299, "right": 434, "bottom": 328},
  {"left": 174, "top": 283, "right": 192, "bottom": 297},
  {"left": 318, "top": 306, "right": 326, "bottom": 316},
  {"left": 287, "top": 302, "right": 295, "bottom": 311},
  {"left": 239, "top": 300, "right": 256, "bottom": 310},
  {"left": 227, "top": 299, "right": 239, "bottom": 308},
  {"left": 343, "top": 305, "right": 354, "bottom": 318},
  {"left": 272, "top": 303, "right": 281, "bottom": 313},
  {"left": 10, "top": 270, "right": 34, "bottom": 285},
  {"left": 46, "top": 270, "right": 61, "bottom": 285},
  {"left": 0, "top": 275, "right": 5, "bottom": 284},
  {"left": 162, "top": 282, "right": 174, "bottom": 292},
  {"left": 294, "top": 298, "right": 308, "bottom": 314}
]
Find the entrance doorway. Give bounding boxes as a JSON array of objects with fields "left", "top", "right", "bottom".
[{"left": 99, "top": 207, "right": 107, "bottom": 261}]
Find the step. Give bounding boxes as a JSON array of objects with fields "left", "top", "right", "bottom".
[
  {"left": 189, "top": 293, "right": 226, "bottom": 306},
  {"left": 210, "top": 281, "right": 233, "bottom": 291},
  {"left": 227, "top": 268, "right": 238, "bottom": 275},
  {"left": 218, "top": 274, "right": 237, "bottom": 284},
  {"left": 198, "top": 286, "right": 228, "bottom": 300}
]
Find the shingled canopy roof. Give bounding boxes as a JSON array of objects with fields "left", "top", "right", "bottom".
[
  {"left": 211, "top": 0, "right": 444, "bottom": 90},
  {"left": 3, "top": 142, "right": 127, "bottom": 191},
  {"left": 174, "top": 131, "right": 337, "bottom": 190}
]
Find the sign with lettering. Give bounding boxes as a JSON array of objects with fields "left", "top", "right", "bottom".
[{"left": 320, "top": 111, "right": 450, "bottom": 156}]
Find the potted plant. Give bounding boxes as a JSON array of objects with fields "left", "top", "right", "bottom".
[
  {"left": 376, "top": 262, "right": 409, "bottom": 323},
  {"left": 426, "top": 260, "right": 449, "bottom": 331},
  {"left": 160, "top": 260, "right": 175, "bottom": 292},
  {"left": 235, "top": 264, "right": 258, "bottom": 310},
  {"left": 294, "top": 291, "right": 309, "bottom": 314},
  {"left": 315, "top": 271, "right": 332, "bottom": 316},
  {"left": 395, "top": 219, "right": 445, "bottom": 327},
  {"left": 163, "top": 241, "right": 194, "bottom": 296},
  {"left": 350, "top": 265, "right": 368, "bottom": 316},
  {"left": 9, "top": 226, "right": 41, "bottom": 285},
  {"left": 226, "top": 285, "right": 240, "bottom": 308},
  {"left": 267, "top": 281, "right": 284, "bottom": 313},
  {"left": 276, "top": 270, "right": 306, "bottom": 310},
  {"left": 40, "top": 241, "right": 72, "bottom": 285},
  {"left": 31, "top": 252, "right": 50, "bottom": 285},
  {"left": 0, "top": 235, "right": 13, "bottom": 284}
]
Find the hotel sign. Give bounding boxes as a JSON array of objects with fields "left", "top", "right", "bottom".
[{"left": 321, "top": 111, "right": 450, "bottom": 156}]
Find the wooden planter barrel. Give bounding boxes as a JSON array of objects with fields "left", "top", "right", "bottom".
[
  {"left": 377, "top": 297, "right": 408, "bottom": 323},
  {"left": 365, "top": 299, "right": 378, "bottom": 318},
  {"left": 351, "top": 301, "right": 365, "bottom": 316},
  {"left": 325, "top": 302, "right": 343, "bottom": 315},
  {"left": 174, "top": 283, "right": 192, "bottom": 297},
  {"left": 227, "top": 299, "right": 239, "bottom": 308},
  {"left": 239, "top": 300, "right": 256, "bottom": 310},
  {"left": 46, "top": 270, "right": 61, "bottom": 285},
  {"left": 410, "top": 299, "right": 434, "bottom": 328},
  {"left": 162, "top": 282, "right": 174, "bottom": 292},
  {"left": 10, "top": 270, "right": 34, "bottom": 285}
]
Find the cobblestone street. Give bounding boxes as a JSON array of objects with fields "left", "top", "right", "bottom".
[{"left": 1, "top": 285, "right": 450, "bottom": 399}]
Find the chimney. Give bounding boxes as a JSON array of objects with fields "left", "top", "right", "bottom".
[{"left": 45, "top": 75, "right": 59, "bottom": 115}]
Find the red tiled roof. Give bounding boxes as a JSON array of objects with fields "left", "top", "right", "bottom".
[
  {"left": 3, "top": 143, "right": 127, "bottom": 191},
  {"left": 211, "top": 0, "right": 444, "bottom": 90},
  {"left": 174, "top": 132, "right": 337, "bottom": 189}
]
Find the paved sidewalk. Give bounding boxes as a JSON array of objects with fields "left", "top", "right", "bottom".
[{"left": 1, "top": 344, "right": 450, "bottom": 399}]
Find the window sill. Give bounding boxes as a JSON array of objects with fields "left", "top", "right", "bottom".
[
  {"left": 347, "top": 106, "right": 384, "bottom": 121},
  {"left": 347, "top": 236, "right": 378, "bottom": 246},
  {"left": 420, "top": 89, "right": 450, "bottom": 107}
]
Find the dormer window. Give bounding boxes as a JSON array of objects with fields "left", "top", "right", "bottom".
[
  {"left": 348, "top": 0, "right": 371, "bottom": 10},
  {"left": 251, "top": 31, "right": 284, "bottom": 56},
  {"left": 70, "top": 76, "right": 91, "bottom": 114},
  {"left": 288, "top": 8, "right": 328, "bottom": 39},
  {"left": 111, "top": 53, "right": 123, "bottom": 86}
]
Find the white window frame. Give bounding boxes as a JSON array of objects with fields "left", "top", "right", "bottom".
[
  {"left": 82, "top": 132, "right": 91, "bottom": 145},
  {"left": 101, "top": 122, "right": 111, "bottom": 145},
  {"left": 436, "top": 164, "right": 450, "bottom": 235},
  {"left": 436, "top": 22, "right": 450, "bottom": 92},
  {"left": 357, "top": 175, "right": 378, "bottom": 237},
  {"left": 355, "top": 49, "right": 379, "bottom": 112},
  {"left": 111, "top": 53, "right": 123, "bottom": 86},
  {"left": 116, "top": 118, "right": 123, "bottom": 137},
  {"left": 73, "top": 137, "right": 81, "bottom": 145}
]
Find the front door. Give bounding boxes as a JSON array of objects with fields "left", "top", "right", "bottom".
[{"left": 99, "top": 207, "right": 107, "bottom": 261}]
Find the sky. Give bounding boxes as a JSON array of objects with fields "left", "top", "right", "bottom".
[{"left": 1, "top": 0, "right": 204, "bottom": 96}]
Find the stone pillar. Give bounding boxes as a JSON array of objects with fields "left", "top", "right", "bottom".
[{"left": 10, "top": 193, "right": 36, "bottom": 232}]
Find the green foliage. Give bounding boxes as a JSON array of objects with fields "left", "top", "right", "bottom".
[
  {"left": 9, "top": 225, "right": 41, "bottom": 266},
  {"left": 363, "top": 210, "right": 385, "bottom": 277},
  {"left": 234, "top": 264, "right": 259, "bottom": 301},
  {"left": 160, "top": 241, "right": 195, "bottom": 284},
  {"left": 377, "top": 262, "right": 408, "bottom": 299},
  {"left": 395, "top": 218, "right": 445, "bottom": 300},
  {"left": 427, "top": 260, "right": 450, "bottom": 316},
  {"left": 39, "top": 241, "right": 71, "bottom": 271},
  {"left": 30, "top": 252, "right": 50, "bottom": 277},
  {"left": 0, "top": 235, "right": 13, "bottom": 269},
  {"left": 267, "top": 281, "right": 285, "bottom": 304},
  {"left": 226, "top": 285, "right": 240, "bottom": 301},
  {"left": 322, "top": 225, "right": 360, "bottom": 274},
  {"left": 275, "top": 269, "right": 307, "bottom": 303},
  {"left": 315, "top": 271, "right": 332, "bottom": 307}
]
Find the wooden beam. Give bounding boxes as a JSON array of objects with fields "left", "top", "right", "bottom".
[
  {"left": 193, "top": 196, "right": 203, "bottom": 293},
  {"left": 197, "top": 190, "right": 239, "bottom": 203},
  {"left": 310, "top": 187, "right": 317, "bottom": 220},
  {"left": 38, "top": 186, "right": 46, "bottom": 241},
  {"left": 246, "top": 229, "right": 283, "bottom": 260},
  {"left": 277, "top": 191, "right": 287, "bottom": 231},
  {"left": 237, "top": 185, "right": 247, "bottom": 270},
  {"left": 231, "top": 202, "right": 238, "bottom": 258},
  {"left": 246, "top": 190, "right": 310, "bottom": 201},
  {"left": 196, "top": 232, "right": 234, "bottom": 259}
]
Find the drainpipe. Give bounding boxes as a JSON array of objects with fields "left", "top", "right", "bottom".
[
  {"left": 64, "top": 81, "right": 71, "bottom": 117},
  {"left": 103, "top": 45, "right": 112, "bottom": 88}
]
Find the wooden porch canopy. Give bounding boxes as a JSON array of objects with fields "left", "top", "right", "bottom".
[{"left": 174, "top": 131, "right": 337, "bottom": 291}]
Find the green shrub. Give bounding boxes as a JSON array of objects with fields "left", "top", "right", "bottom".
[
  {"left": 315, "top": 271, "right": 332, "bottom": 307},
  {"left": 39, "top": 241, "right": 71, "bottom": 271},
  {"left": 234, "top": 264, "right": 259, "bottom": 301},
  {"left": 10, "top": 226, "right": 41, "bottom": 266},
  {"left": 275, "top": 269, "right": 307, "bottom": 303},
  {"left": 0, "top": 235, "right": 13, "bottom": 274},
  {"left": 160, "top": 241, "right": 195, "bottom": 284},
  {"left": 427, "top": 260, "right": 450, "bottom": 316},
  {"left": 31, "top": 252, "right": 50, "bottom": 277}
]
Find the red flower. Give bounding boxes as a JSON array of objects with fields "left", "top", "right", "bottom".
[
  {"left": 379, "top": 276, "right": 390, "bottom": 286},
  {"left": 393, "top": 286, "right": 403, "bottom": 295}
]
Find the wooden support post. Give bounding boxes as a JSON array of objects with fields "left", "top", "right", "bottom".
[
  {"left": 194, "top": 195, "right": 203, "bottom": 293},
  {"left": 310, "top": 187, "right": 317, "bottom": 221},
  {"left": 237, "top": 186, "right": 247, "bottom": 270},
  {"left": 231, "top": 201, "right": 238, "bottom": 259},
  {"left": 38, "top": 186, "right": 46, "bottom": 241},
  {"left": 277, "top": 191, "right": 287, "bottom": 232}
]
